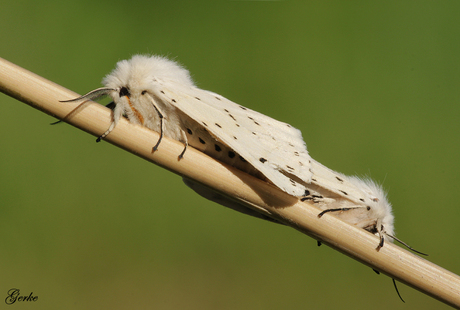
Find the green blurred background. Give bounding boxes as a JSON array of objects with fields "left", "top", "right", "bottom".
[{"left": 1, "top": 1, "right": 459, "bottom": 309}]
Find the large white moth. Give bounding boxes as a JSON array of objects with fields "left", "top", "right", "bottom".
[{"left": 63, "top": 54, "right": 397, "bottom": 249}]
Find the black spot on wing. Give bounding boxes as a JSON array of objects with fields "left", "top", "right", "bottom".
[
  {"left": 339, "top": 190, "right": 348, "bottom": 195},
  {"left": 259, "top": 158, "right": 267, "bottom": 163},
  {"left": 228, "top": 151, "right": 236, "bottom": 158},
  {"left": 247, "top": 116, "right": 260, "bottom": 126},
  {"left": 336, "top": 176, "right": 344, "bottom": 182},
  {"left": 248, "top": 116, "right": 260, "bottom": 126},
  {"left": 186, "top": 128, "right": 193, "bottom": 135},
  {"left": 215, "top": 123, "right": 222, "bottom": 128},
  {"left": 215, "top": 144, "right": 221, "bottom": 152},
  {"left": 199, "top": 138, "right": 206, "bottom": 144}
]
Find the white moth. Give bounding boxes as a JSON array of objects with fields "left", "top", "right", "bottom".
[{"left": 63, "top": 54, "right": 396, "bottom": 249}]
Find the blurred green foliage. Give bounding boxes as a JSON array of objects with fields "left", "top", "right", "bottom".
[{"left": 1, "top": 1, "right": 459, "bottom": 309}]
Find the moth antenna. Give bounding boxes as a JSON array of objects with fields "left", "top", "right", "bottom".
[
  {"left": 393, "top": 278, "right": 405, "bottom": 303},
  {"left": 386, "top": 233, "right": 428, "bottom": 256},
  {"left": 60, "top": 88, "right": 115, "bottom": 140},
  {"left": 59, "top": 87, "right": 115, "bottom": 102},
  {"left": 52, "top": 101, "right": 116, "bottom": 126}
]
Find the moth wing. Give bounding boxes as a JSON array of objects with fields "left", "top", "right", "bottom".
[
  {"left": 309, "top": 159, "right": 374, "bottom": 205},
  {"left": 183, "top": 177, "right": 283, "bottom": 224},
  {"left": 201, "top": 90, "right": 309, "bottom": 152},
  {"left": 153, "top": 78, "right": 312, "bottom": 197}
]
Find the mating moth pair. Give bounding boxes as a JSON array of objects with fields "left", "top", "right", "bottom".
[{"left": 63, "top": 55, "right": 396, "bottom": 249}]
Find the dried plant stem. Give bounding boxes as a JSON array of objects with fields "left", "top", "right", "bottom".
[{"left": 1, "top": 57, "right": 459, "bottom": 308}]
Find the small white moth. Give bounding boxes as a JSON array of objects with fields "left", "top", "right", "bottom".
[{"left": 63, "top": 54, "right": 396, "bottom": 249}]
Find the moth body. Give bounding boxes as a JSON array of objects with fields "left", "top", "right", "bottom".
[
  {"left": 98, "top": 55, "right": 313, "bottom": 196},
  {"left": 305, "top": 159, "right": 394, "bottom": 242}
]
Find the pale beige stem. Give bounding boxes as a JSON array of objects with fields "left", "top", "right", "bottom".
[{"left": 1, "top": 57, "right": 459, "bottom": 308}]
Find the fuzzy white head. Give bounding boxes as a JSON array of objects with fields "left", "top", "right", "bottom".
[
  {"left": 101, "top": 55, "right": 195, "bottom": 149},
  {"left": 346, "top": 176, "right": 395, "bottom": 239},
  {"left": 302, "top": 159, "right": 395, "bottom": 248}
]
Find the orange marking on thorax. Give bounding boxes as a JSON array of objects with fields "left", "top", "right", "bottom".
[{"left": 126, "top": 96, "right": 144, "bottom": 124}]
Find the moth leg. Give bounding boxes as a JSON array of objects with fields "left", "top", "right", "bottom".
[
  {"left": 178, "top": 128, "right": 188, "bottom": 160},
  {"left": 147, "top": 97, "right": 166, "bottom": 153},
  {"left": 96, "top": 123, "right": 115, "bottom": 142},
  {"left": 317, "top": 206, "right": 364, "bottom": 218},
  {"left": 97, "top": 102, "right": 123, "bottom": 142},
  {"left": 376, "top": 234, "right": 385, "bottom": 251},
  {"left": 375, "top": 222, "right": 385, "bottom": 251}
]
